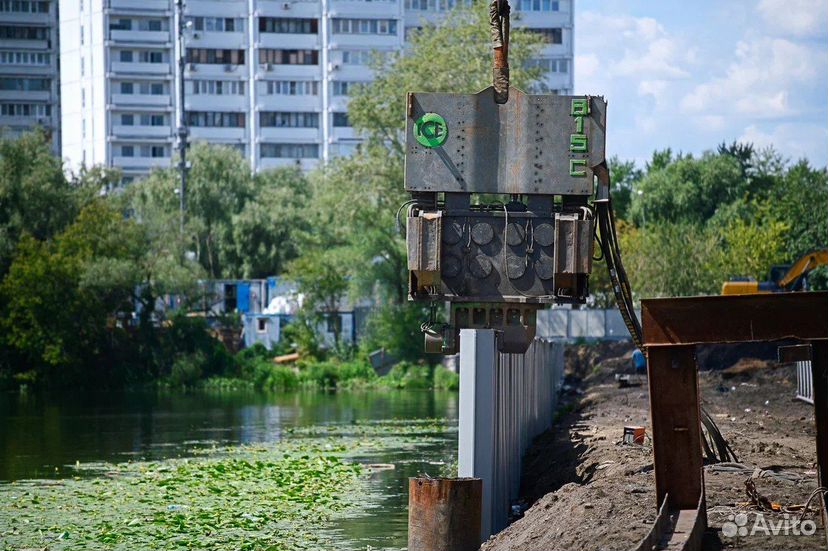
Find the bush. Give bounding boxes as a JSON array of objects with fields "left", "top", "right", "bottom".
[
  {"left": 169, "top": 353, "right": 204, "bottom": 387},
  {"left": 381, "top": 361, "right": 432, "bottom": 389},
  {"left": 433, "top": 367, "right": 459, "bottom": 390}
]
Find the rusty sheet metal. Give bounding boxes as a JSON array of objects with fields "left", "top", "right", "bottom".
[
  {"left": 641, "top": 292, "right": 828, "bottom": 346},
  {"left": 660, "top": 497, "right": 706, "bottom": 551},
  {"left": 632, "top": 494, "right": 670, "bottom": 551},
  {"left": 404, "top": 87, "right": 606, "bottom": 195},
  {"left": 647, "top": 346, "right": 705, "bottom": 511},
  {"left": 778, "top": 343, "right": 812, "bottom": 363},
  {"left": 811, "top": 341, "right": 828, "bottom": 549},
  {"left": 408, "top": 477, "right": 482, "bottom": 551}
]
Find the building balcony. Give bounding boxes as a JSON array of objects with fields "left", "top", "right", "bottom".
[
  {"left": 257, "top": 94, "right": 320, "bottom": 111},
  {"left": 330, "top": 1, "right": 400, "bottom": 17},
  {"left": 186, "top": 1, "right": 248, "bottom": 18},
  {"left": 108, "top": 30, "right": 172, "bottom": 44},
  {"left": 256, "top": 64, "right": 321, "bottom": 79},
  {"left": 258, "top": 33, "right": 320, "bottom": 50},
  {"left": 258, "top": 157, "right": 319, "bottom": 171},
  {"left": 258, "top": 127, "right": 320, "bottom": 141},
  {"left": 329, "top": 95, "right": 350, "bottom": 111},
  {"left": 110, "top": 61, "right": 172, "bottom": 76},
  {"left": 112, "top": 155, "right": 171, "bottom": 170},
  {"left": 0, "top": 115, "right": 52, "bottom": 128},
  {"left": 256, "top": 0, "right": 321, "bottom": 19},
  {"left": 186, "top": 63, "right": 246, "bottom": 78},
  {"left": 330, "top": 64, "right": 374, "bottom": 81},
  {"left": 0, "top": 90, "right": 52, "bottom": 102},
  {"left": 0, "top": 12, "right": 52, "bottom": 25},
  {"left": 331, "top": 126, "right": 356, "bottom": 140},
  {"left": 329, "top": 34, "right": 400, "bottom": 49},
  {"left": 2, "top": 39, "right": 52, "bottom": 51},
  {"left": 186, "top": 95, "right": 247, "bottom": 111},
  {"left": 111, "top": 93, "right": 172, "bottom": 107},
  {"left": 0, "top": 64, "right": 56, "bottom": 77},
  {"left": 111, "top": 124, "right": 173, "bottom": 138},
  {"left": 106, "top": 0, "right": 172, "bottom": 14},
  {"left": 189, "top": 126, "right": 247, "bottom": 141},
  {"left": 187, "top": 32, "right": 247, "bottom": 49}
]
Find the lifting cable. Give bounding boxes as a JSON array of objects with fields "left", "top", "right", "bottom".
[{"left": 595, "top": 172, "right": 736, "bottom": 464}]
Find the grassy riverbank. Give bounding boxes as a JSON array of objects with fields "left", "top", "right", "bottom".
[
  {"left": 0, "top": 418, "right": 454, "bottom": 551},
  {"left": 164, "top": 343, "right": 459, "bottom": 392}
]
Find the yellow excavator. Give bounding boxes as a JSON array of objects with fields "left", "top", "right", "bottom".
[{"left": 722, "top": 248, "right": 828, "bottom": 295}]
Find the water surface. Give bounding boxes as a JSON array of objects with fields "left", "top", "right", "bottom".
[{"left": 0, "top": 388, "right": 459, "bottom": 549}]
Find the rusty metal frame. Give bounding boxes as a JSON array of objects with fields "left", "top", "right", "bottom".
[{"left": 641, "top": 292, "right": 828, "bottom": 551}]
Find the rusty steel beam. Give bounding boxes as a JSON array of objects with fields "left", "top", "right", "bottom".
[
  {"left": 647, "top": 346, "right": 705, "bottom": 512},
  {"left": 778, "top": 343, "right": 812, "bottom": 363},
  {"left": 408, "top": 477, "right": 482, "bottom": 551},
  {"left": 632, "top": 494, "right": 669, "bottom": 551},
  {"left": 811, "top": 341, "right": 828, "bottom": 550},
  {"left": 641, "top": 292, "right": 828, "bottom": 347}
]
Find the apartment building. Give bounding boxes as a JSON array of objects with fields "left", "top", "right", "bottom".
[
  {"left": 59, "top": 0, "right": 573, "bottom": 183},
  {"left": 0, "top": 0, "right": 60, "bottom": 152}
]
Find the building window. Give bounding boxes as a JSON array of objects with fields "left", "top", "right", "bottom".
[
  {"left": 259, "top": 17, "right": 318, "bottom": 34},
  {"left": 0, "top": 25, "right": 49, "bottom": 40},
  {"left": 404, "top": 0, "right": 460, "bottom": 11},
  {"left": 261, "top": 143, "right": 319, "bottom": 159},
  {"left": 119, "top": 50, "right": 133, "bottom": 62},
  {"left": 259, "top": 49, "right": 318, "bottom": 65},
  {"left": 137, "top": 19, "right": 166, "bottom": 32},
  {"left": 528, "top": 58, "right": 569, "bottom": 73},
  {"left": 259, "top": 111, "right": 319, "bottom": 128},
  {"left": 189, "top": 17, "right": 240, "bottom": 32},
  {"left": 138, "top": 51, "right": 164, "bottom": 63},
  {"left": 191, "top": 80, "right": 245, "bottom": 96},
  {"left": 341, "top": 50, "right": 376, "bottom": 65},
  {"left": 265, "top": 80, "right": 318, "bottom": 96},
  {"left": 110, "top": 18, "right": 132, "bottom": 31},
  {"left": 518, "top": 0, "right": 559, "bottom": 11},
  {"left": 529, "top": 28, "right": 562, "bottom": 44},
  {"left": 121, "top": 145, "right": 134, "bottom": 157},
  {"left": 332, "top": 81, "right": 361, "bottom": 96},
  {"left": 121, "top": 114, "right": 134, "bottom": 125},
  {"left": 120, "top": 82, "right": 134, "bottom": 94},
  {"left": 0, "top": 103, "right": 51, "bottom": 117},
  {"left": 146, "top": 145, "right": 166, "bottom": 158},
  {"left": 0, "top": 51, "right": 50, "bottom": 65},
  {"left": 0, "top": 1, "right": 50, "bottom": 13},
  {"left": 257, "top": 318, "right": 267, "bottom": 333},
  {"left": 187, "top": 48, "right": 245, "bottom": 65},
  {"left": 0, "top": 78, "right": 49, "bottom": 91},
  {"left": 186, "top": 111, "right": 246, "bottom": 128},
  {"left": 331, "top": 18, "right": 397, "bottom": 35},
  {"left": 332, "top": 112, "right": 350, "bottom": 127}
]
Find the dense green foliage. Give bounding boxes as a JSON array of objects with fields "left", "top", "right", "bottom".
[{"left": 594, "top": 145, "right": 828, "bottom": 303}]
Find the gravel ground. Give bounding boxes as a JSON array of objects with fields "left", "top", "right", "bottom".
[{"left": 481, "top": 343, "right": 825, "bottom": 551}]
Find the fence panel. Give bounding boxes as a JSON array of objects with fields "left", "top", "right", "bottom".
[{"left": 459, "top": 330, "right": 564, "bottom": 540}]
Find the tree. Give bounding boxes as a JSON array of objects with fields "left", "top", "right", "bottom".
[
  {"left": 0, "top": 129, "right": 77, "bottom": 275},
  {"left": 129, "top": 144, "right": 310, "bottom": 279}
]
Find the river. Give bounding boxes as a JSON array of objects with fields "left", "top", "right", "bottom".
[{"left": 0, "top": 388, "right": 459, "bottom": 550}]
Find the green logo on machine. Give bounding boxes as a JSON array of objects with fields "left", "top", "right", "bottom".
[{"left": 414, "top": 113, "right": 448, "bottom": 148}]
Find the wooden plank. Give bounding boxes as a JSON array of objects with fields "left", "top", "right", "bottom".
[
  {"left": 646, "top": 346, "right": 704, "bottom": 510},
  {"left": 641, "top": 292, "right": 828, "bottom": 346}
]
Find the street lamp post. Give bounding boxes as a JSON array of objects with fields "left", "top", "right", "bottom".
[{"left": 176, "top": 0, "right": 189, "bottom": 236}]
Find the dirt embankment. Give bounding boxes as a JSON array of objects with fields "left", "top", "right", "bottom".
[{"left": 482, "top": 343, "right": 825, "bottom": 551}]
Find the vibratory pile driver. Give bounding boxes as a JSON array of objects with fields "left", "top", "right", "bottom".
[{"left": 403, "top": 0, "right": 640, "bottom": 354}]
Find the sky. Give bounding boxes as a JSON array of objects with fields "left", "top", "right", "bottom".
[{"left": 574, "top": 0, "right": 828, "bottom": 168}]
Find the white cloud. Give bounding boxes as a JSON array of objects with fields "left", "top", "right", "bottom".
[
  {"left": 680, "top": 36, "right": 819, "bottom": 118},
  {"left": 758, "top": 0, "right": 828, "bottom": 37},
  {"left": 578, "top": 13, "right": 690, "bottom": 83},
  {"left": 738, "top": 123, "right": 828, "bottom": 163},
  {"left": 575, "top": 53, "right": 599, "bottom": 80}
]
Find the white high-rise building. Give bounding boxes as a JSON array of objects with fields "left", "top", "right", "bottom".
[
  {"left": 0, "top": 0, "right": 60, "bottom": 152},
  {"left": 59, "top": 0, "right": 573, "bottom": 184}
]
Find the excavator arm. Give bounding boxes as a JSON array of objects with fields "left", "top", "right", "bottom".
[{"left": 777, "top": 249, "right": 828, "bottom": 289}]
